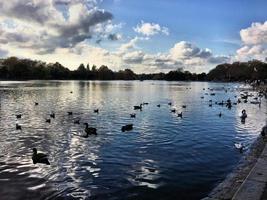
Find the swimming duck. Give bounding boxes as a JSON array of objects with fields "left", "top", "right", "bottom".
[
  {"left": 32, "top": 148, "right": 50, "bottom": 165},
  {"left": 157, "top": 104, "right": 161, "bottom": 107},
  {"left": 35, "top": 102, "right": 39, "bottom": 106},
  {"left": 171, "top": 109, "right": 176, "bottom": 113},
  {"left": 218, "top": 101, "right": 224, "bottom": 106},
  {"left": 121, "top": 124, "right": 133, "bottom": 132},
  {"left": 45, "top": 119, "right": 51, "bottom": 123},
  {"left": 16, "top": 123, "right": 21, "bottom": 130},
  {"left": 234, "top": 143, "right": 244, "bottom": 153},
  {"left": 84, "top": 123, "right": 97, "bottom": 136},
  {"left": 209, "top": 103, "right": 212, "bottom": 107},
  {"left": 168, "top": 102, "right": 172, "bottom": 106},
  {"left": 74, "top": 119, "right": 80, "bottom": 124},
  {"left": 68, "top": 111, "right": 73, "bottom": 115},
  {"left": 261, "top": 125, "right": 267, "bottom": 137},
  {"left": 130, "top": 114, "right": 136, "bottom": 118},
  {"left": 142, "top": 102, "right": 149, "bottom": 105},
  {"left": 241, "top": 109, "right": 247, "bottom": 119},
  {"left": 226, "top": 100, "right": 232, "bottom": 109},
  {"left": 50, "top": 113, "right": 55, "bottom": 118},
  {"left": 16, "top": 114, "right": 22, "bottom": 119},
  {"left": 218, "top": 112, "right": 222, "bottom": 117},
  {"left": 70, "top": 91, "right": 73, "bottom": 94},
  {"left": 177, "top": 112, "right": 183, "bottom": 118},
  {"left": 134, "top": 104, "right": 142, "bottom": 110},
  {"left": 201, "top": 96, "right": 204, "bottom": 99},
  {"left": 182, "top": 105, "right": 186, "bottom": 108},
  {"left": 94, "top": 109, "right": 99, "bottom": 113}
]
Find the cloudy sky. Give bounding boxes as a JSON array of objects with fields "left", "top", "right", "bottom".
[{"left": 0, "top": 0, "right": 266, "bottom": 73}]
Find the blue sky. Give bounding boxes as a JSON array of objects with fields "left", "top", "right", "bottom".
[
  {"left": 100, "top": 0, "right": 267, "bottom": 54},
  {"left": 0, "top": 0, "right": 266, "bottom": 73}
]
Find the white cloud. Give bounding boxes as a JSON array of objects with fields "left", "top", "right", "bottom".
[
  {"left": 170, "top": 41, "right": 210, "bottom": 59},
  {"left": 134, "top": 21, "right": 169, "bottom": 36},
  {"left": 0, "top": 0, "right": 119, "bottom": 54},
  {"left": 240, "top": 21, "right": 267, "bottom": 45},
  {"left": 236, "top": 21, "right": 267, "bottom": 62}
]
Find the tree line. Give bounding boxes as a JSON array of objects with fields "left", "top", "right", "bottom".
[
  {"left": 207, "top": 60, "right": 267, "bottom": 82},
  {"left": 0, "top": 57, "right": 266, "bottom": 81}
]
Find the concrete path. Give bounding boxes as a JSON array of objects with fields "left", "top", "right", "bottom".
[{"left": 232, "top": 146, "right": 267, "bottom": 200}]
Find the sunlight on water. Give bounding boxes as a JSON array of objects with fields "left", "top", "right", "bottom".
[{"left": 0, "top": 80, "right": 266, "bottom": 200}]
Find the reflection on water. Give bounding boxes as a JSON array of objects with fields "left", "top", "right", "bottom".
[{"left": 0, "top": 81, "right": 266, "bottom": 200}]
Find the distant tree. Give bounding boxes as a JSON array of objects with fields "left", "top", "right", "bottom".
[
  {"left": 86, "top": 63, "right": 90, "bottom": 71},
  {"left": 92, "top": 65, "right": 97, "bottom": 72}
]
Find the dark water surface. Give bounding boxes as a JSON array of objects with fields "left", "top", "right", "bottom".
[{"left": 0, "top": 81, "right": 266, "bottom": 200}]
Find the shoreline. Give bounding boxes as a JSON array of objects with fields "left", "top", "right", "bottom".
[{"left": 202, "top": 134, "right": 267, "bottom": 200}]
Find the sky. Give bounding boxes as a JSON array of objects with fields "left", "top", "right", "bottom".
[{"left": 0, "top": 0, "right": 267, "bottom": 73}]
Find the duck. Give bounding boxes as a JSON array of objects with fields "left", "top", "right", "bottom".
[
  {"left": 182, "top": 105, "right": 186, "bottom": 108},
  {"left": 121, "top": 124, "right": 133, "bottom": 132},
  {"left": 209, "top": 103, "right": 212, "bottom": 107},
  {"left": 70, "top": 91, "right": 73, "bottom": 94},
  {"left": 241, "top": 109, "right": 247, "bottom": 119},
  {"left": 234, "top": 143, "right": 244, "bottom": 153},
  {"left": 68, "top": 111, "right": 73, "bottom": 115},
  {"left": 218, "top": 101, "right": 224, "bottom": 106},
  {"left": 16, "top": 123, "right": 21, "bottom": 130},
  {"left": 210, "top": 93, "right": 216, "bottom": 96},
  {"left": 134, "top": 104, "right": 142, "bottom": 110},
  {"left": 130, "top": 114, "right": 136, "bottom": 118},
  {"left": 261, "top": 125, "right": 267, "bottom": 137},
  {"left": 218, "top": 112, "right": 222, "bottom": 117},
  {"left": 226, "top": 100, "right": 232, "bottom": 109},
  {"left": 94, "top": 109, "right": 99, "bottom": 113},
  {"left": 16, "top": 114, "right": 22, "bottom": 119},
  {"left": 168, "top": 102, "right": 172, "bottom": 106},
  {"left": 45, "top": 119, "right": 51, "bottom": 123},
  {"left": 74, "top": 119, "right": 80, "bottom": 124},
  {"left": 201, "top": 96, "right": 204, "bottom": 99},
  {"left": 177, "top": 112, "right": 183, "bottom": 118},
  {"left": 171, "top": 109, "right": 176, "bottom": 113},
  {"left": 35, "top": 102, "right": 39, "bottom": 106},
  {"left": 84, "top": 123, "right": 97, "bottom": 136},
  {"left": 32, "top": 148, "right": 50, "bottom": 165},
  {"left": 157, "top": 104, "right": 161, "bottom": 107},
  {"left": 50, "top": 113, "right": 55, "bottom": 118},
  {"left": 142, "top": 102, "right": 149, "bottom": 105}
]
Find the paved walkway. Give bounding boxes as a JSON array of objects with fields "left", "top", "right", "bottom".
[{"left": 232, "top": 145, "right": 267, "bottom": 200}]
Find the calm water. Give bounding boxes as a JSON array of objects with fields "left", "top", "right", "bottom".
[{"left": 0, "top": 81, "right": 266, "bottom": 200}]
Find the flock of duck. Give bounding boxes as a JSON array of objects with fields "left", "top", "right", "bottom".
[{"left": 13, "top": 87, "right": 266, "bottom": 165}]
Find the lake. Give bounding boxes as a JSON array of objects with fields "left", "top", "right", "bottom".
[{"left": 0, "top": 81, "right": 266, "bottom": 200}]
